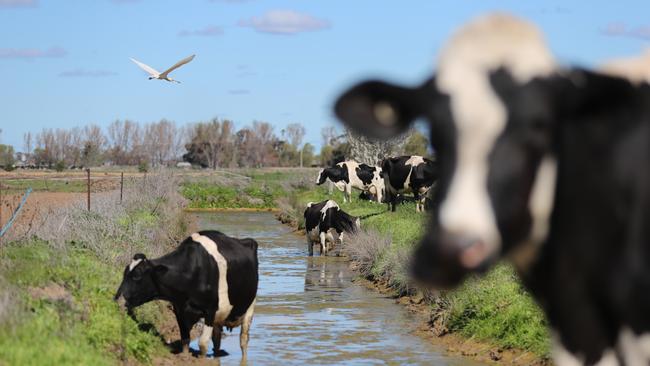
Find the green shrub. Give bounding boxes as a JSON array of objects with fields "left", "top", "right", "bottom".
[
  {"left": 54, "top": 160, "right": 66, "bottom": 172},
  {"left": 138, "top": 161, "right": 149, "bottom": 173}
]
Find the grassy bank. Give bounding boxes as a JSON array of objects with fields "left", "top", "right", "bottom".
[
  {"left": 181, "top": 169, "right": 316, "bottom": 210},
  {"left": 0, "top": 172, "right": 191, "bottom": 365}
]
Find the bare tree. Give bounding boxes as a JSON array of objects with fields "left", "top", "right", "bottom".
[
  {"left": 285, "top": 123, "right": 306, "bottom": 148},
  {"left": 23, "top": 132, "right": 32, "bottom": 155},
  {"left": 346, "top": 128, "right": 409, "bottom": 166},
  {"left": 321, "top": 125, "right": 339, "bottom": 146}
]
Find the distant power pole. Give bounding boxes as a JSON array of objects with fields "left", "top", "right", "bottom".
[{"left": 300, "top": 147, "right": 303, "bottom": 168}]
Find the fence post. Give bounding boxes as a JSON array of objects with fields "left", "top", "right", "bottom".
[
  {"left": 86, "top": 168, "right": 91, "bottom": 211},
  {"left": 120, "top": 172, "right": 124, "bottom": 204}
]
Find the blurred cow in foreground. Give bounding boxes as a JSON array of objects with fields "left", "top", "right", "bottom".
[{"left": 335, "top": 13, "right": 650, "bottom": 366}]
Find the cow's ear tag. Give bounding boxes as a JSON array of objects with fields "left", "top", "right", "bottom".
[{"left": 374, "top": 102, "right": 397, "bottom": 126}]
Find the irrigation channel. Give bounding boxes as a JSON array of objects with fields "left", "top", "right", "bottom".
[{"left": 193, "top": 211, "right": 484, "bottom": 366}]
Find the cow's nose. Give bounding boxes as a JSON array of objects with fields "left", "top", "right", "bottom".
[
  {"left": 441, "top": 233, "right": 488, "bottom": 270},
  {"left": 412, "top": 231, "right": 492, "bottom": 288},
  {"left": 114, "top": 294, "right": 128, "bottom": 310}
]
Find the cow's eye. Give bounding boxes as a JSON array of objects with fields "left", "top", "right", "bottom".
[{"left": 132, "top": 273, "right": 143, "bottom": 281}]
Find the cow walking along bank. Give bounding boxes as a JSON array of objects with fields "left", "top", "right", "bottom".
[
  {"left": 114, "top": 230, "right": 259, "bottom": 360},
  {"left": 335, "top": 13, "right": 650, "bottom": 366},
  {"left": 316, "top": 160, "right": 385, "bottom": 203}
]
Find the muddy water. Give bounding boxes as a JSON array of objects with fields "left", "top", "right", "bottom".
[{"left": 195, "top": 212, "right": 482, "bottom": 366}]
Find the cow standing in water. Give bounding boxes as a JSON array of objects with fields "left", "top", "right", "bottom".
[
  {"left": 316, "top": 160, "right": 384, "bottom": 203},
  {"left": 114, "top": 230, "right": 258, "bottom": 360},
  {"left": 381, "top": 155, "right": 438, "bottom": 212},
  {"left": 334, "top": 14, "right": 650, "bottom": 366},
  {"left": 304, "top": 200, "right": 360, "bottom": 256}
]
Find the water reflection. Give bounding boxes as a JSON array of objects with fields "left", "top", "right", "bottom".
[{"left": 305, "top": 257, "right": 346, "bottom": 290}]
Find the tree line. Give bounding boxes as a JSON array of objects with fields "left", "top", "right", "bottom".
[{"left": 0, "top": 119, "right": 429, "bottom": 171}]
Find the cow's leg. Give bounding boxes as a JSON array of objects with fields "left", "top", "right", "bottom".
[
  {"left": 414, "top": 192, "right": 422, "bottom": 212},
  {"left": 212, "top": 326, "right": 222, "bottom": 354},
  {"left": 418, "top": 195, "right": 427, "bottom": 213},
  {"left": 320, "top": 231, "right": 327, "bottom": 256},
  {"left": 307, "top": 237, "right": 314, "bottom": 256},
  {"left": 341, "top": 184, "right": 349, "bottom": 203},
  {"left": 240, "top": 300, "right": 256, "bottom": 361},
  {"left": 173, "top": 306, "right": 191, "bottom": 353},
  {"left": 199, "top": 312, "right": 216, "bottom": 357}
]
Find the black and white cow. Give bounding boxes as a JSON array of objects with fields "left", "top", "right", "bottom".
[
  {"left": 114, "top": 230, "right": 258, "bottom": 359},
  {"left": 381, "top": 155, "right": 438, "bottom": 212},
  {"left": 316, "top": 160, "right": 384, "bottom": 203},
  {"left": 304, "top": 199, "right": 360, "bottom": 256},
  {"left": 334, "top": 14, "right": 650, "bottom": 366}
]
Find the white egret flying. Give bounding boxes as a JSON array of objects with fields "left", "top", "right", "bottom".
[{"left": 130, "top": 54, "right": 195, "bottom": 83}]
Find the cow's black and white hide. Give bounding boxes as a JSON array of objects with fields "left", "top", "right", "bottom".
[
  {"left": 381, "top": 155, "right": 439, "bottom": 212},
  {"left": 304, "top": 200, "right": 360, "bottom": 256},
  {"left": 316, "top": 160, "right": 384, "bottom": 203},
  {"left": 334, "top": 13, "right": 650, "bottom": 366},
  {"left": 114, "top": 230, "right": 259, "bottom": 359}
]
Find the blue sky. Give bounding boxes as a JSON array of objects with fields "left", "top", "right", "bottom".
[{"left": 1, "top": 0, "right": 649, "bottom": 151}]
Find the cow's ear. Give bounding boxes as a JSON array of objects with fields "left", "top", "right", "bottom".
[
  {"left": 334, "top": 78, "right": 436, "bottom": 139},
  {"left": 133, "top": 253, "right": 147, "bottom": 261}
]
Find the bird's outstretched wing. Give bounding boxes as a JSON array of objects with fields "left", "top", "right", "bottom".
[
  {"left": 159, "top": 54, "right": 195, "bottom": 78},
  {"left": 130, "top": 58, "right": 160, "bottom": 77}
]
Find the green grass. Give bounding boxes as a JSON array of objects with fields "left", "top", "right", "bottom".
[
  {"left": 181, "top": 183, "right": 284, "bottom": 209},
  {"left": 180, "top": 170, "right": 313, "bottom": 209},
  {"left": 0, "top": 241, "right": 165, "bottom": 365},
  {"left": 441, "top": 264, "right": 550, "bottom": 355}
]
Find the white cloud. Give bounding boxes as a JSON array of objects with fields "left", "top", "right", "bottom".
[
  {"left": 59, "top": 69, "right": 117, "bottom": 77},
  {"left": 0, "top": 47, "right": 66, "bottom": 59},
  {"left": 0, "top": 0, "right": 37, "bottom": 8},
  {"left": 178, "top": 25, "right": 224, "bottom": 37},
  {"left": 602, "top": 22, "right": 650, "bottom": 41},
  {"left": 238, "top": 10, "right": 330, "bottom": 35}
]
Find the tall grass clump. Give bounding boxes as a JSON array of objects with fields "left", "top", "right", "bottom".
[
  {"left": 32, "top": 170, "right": 190, "bottom": 264},
  {"left": 342, "top": 229, "right": 391, "bottom": 279}
]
